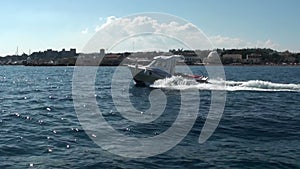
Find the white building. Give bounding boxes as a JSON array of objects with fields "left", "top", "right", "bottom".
[
  {"left": 243, "top": 53, "right": 262, "bottom": 64},
  {"left": 222, "top": 54, "right": 242, "bottom": 63}
]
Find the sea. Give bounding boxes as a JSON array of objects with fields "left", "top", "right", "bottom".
[{"left": 0, "top": 65, "right": 299, "bottom": 169}]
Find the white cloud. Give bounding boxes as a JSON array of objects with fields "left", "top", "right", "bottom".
[
  {"left": 81, "top": 28, "right": 89, "bottom": 34},
  {"left": 95, "top": 16, "right": 118, "bottom": 32},
  {"left": 209, "top": 35, "right": 252, "bottom": 49},
  {"left": 94, "top": 25, "right": 102, "bottom": 32},
  {"left": 84, "top": 15, "right": 212, "bottom": 53},
  {"left": 255, "top": 39, "right": 280, "bottom": 49},
  {"left": 83, "top": 14, "right": 282, "bottom": 53},
  {"left": 209, "top": 35, "right": 280, "bottom": 50}
]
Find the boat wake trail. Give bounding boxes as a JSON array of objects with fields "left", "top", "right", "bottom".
[{"left": 151, "top": 76, "right": 300, "bottom": 92}]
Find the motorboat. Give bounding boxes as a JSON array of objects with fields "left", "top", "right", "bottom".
[{"left": 127, "top": 55, "right": 208, "bottom": 86}]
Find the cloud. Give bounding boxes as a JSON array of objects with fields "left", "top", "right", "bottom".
[
  {"left": 209, "top": 35, "right": 280, "bottom": 50},
  {"left": 85, "top": 14, "right": 212, "bottom": 53},
  {"left": 83, "top": 14, "right": 282, "bottom": 53},
  {"left": 209, "top": 35, "right": 252, "bottom": 49},
  {"left": 95, "top": 16, "right": 118, "bottom": 32},
  {"left": 255, "top": 39, "right": 280, "bottom": 49},
  {"left": 94, "top": 25, "right": 102, "bottom": 32},
  {"left": 81, "top": 28, "right": 89, "bottom": 34}
]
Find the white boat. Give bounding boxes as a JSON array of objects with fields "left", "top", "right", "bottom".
[{"left": 127, "top": 55, "right": 208, "bottom": 86}]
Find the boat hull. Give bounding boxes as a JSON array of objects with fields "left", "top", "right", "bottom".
[{"left": 128, "top": 65, "right": 169, "bottom": 86}]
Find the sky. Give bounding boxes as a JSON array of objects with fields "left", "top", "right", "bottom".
[{"left": 0, "top": 0, "right": 300, "bottom": 56}]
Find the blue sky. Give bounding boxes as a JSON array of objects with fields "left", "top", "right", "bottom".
[{"left": 1, "top": 0, "right": 299, "bottom": 55}]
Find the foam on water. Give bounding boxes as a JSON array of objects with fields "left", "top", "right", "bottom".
[{"left": 151, "top": 76, "right": 300, "bottom": 92}]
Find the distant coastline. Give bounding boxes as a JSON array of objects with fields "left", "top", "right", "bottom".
[{"left": 0, "top": 48, "right": 299, "bottom": 66}]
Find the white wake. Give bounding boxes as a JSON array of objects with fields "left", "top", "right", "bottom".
[{"left": 151, "top": 76, "right": 300, "bottom": 92}]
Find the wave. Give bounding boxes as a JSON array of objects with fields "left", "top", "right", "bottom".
[{"left": 151, "top": 76, "right": 300, "bottom": 92}]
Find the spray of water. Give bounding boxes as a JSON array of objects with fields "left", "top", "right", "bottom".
[{"left": 151, "top": 76, "right": 300, "bottom": 92}]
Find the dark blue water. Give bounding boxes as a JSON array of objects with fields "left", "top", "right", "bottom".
[{"left": 0, "top": 66, "right": 299, "bottom": 168}]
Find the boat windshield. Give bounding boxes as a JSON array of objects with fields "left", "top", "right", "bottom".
[{"left": 146, "top": 55, "right": 183, "bottom": 75}]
